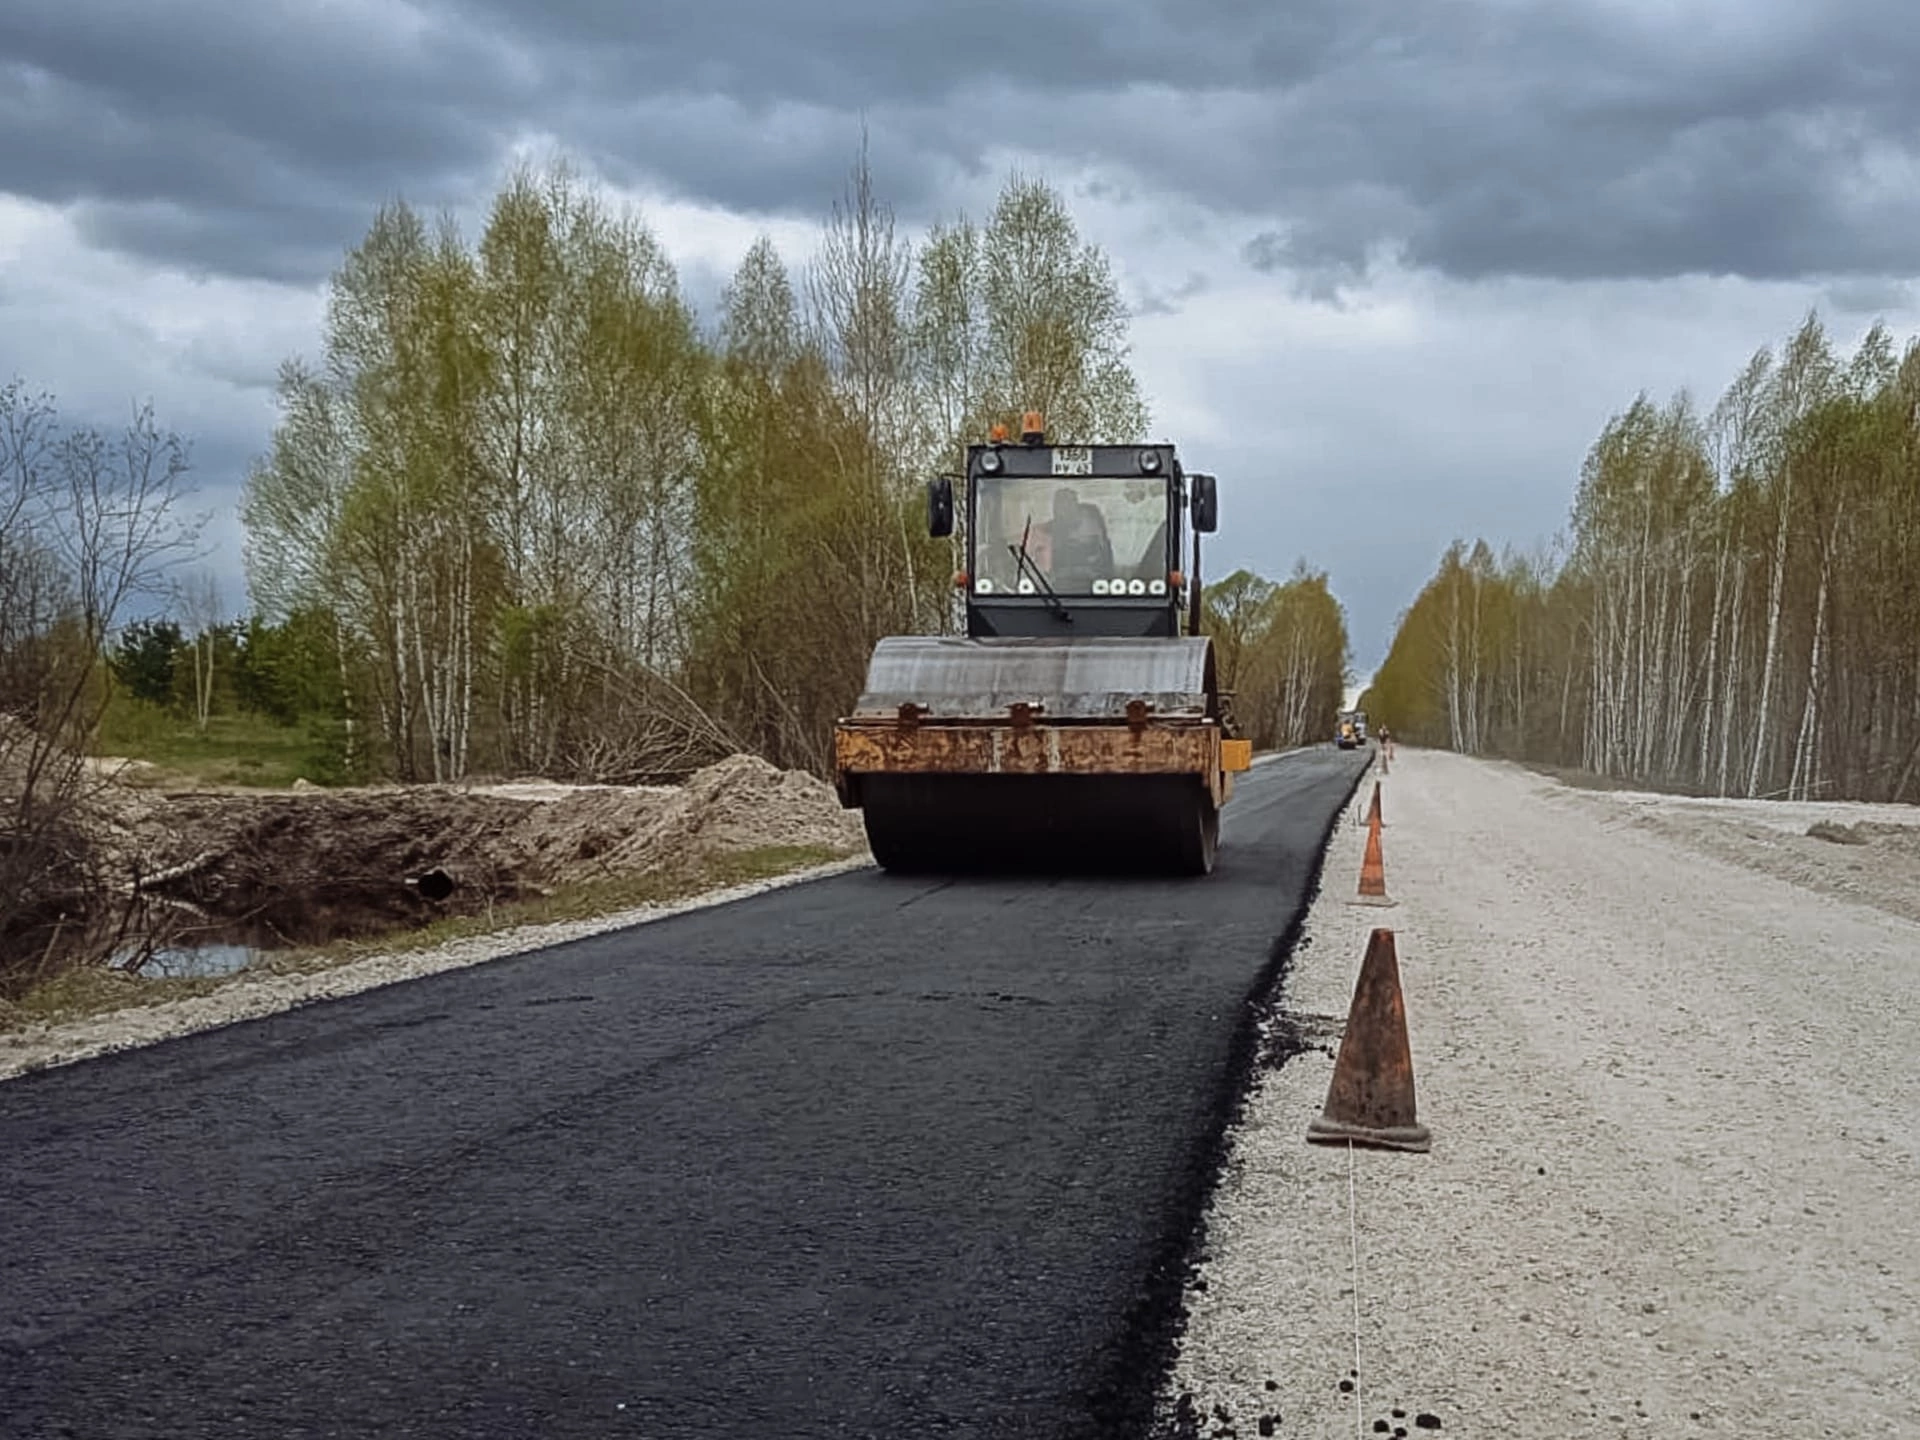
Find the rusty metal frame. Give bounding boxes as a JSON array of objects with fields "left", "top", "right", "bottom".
[{"left": 835, "top": 716, "right": 1239, "bottom": 807}]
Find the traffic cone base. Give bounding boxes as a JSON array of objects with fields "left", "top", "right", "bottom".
[
  {"left": 1306, "top": 928, "right": 1430, "bottom": 1153},
  {"left": 1306, "top": 1114, "right": 1430, "bottom": 1151}
]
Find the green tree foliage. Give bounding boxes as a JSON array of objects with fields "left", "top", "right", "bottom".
[
  {"left": 682, "top": 237, "right": 938, "bottom": 773},
  {"left": 232, "top": 608, "right": 348, "bottom": 726},
  {"left": 1366, "top": 311, "right": 1920, "bottom": 803},
  {"left": 915, "top": 175, "right": 1148, "bottom": 452},
  {"left": 1203, "top": 563, "right": 1351, "bottom": 749},
  {"left": 109, "top": 618, "right": 182, "bottom": 705},
  {"left": 241, "top": 151, "right": 1153, "bottom": 782}
]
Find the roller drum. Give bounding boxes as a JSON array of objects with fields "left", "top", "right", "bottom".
[{"left": 857, "top": 773, "right": 1219, "bottom": 876}]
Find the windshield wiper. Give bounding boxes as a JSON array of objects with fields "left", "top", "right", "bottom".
[{"left": 1009, "top": 516, "right": 1071, "bottom": 621}]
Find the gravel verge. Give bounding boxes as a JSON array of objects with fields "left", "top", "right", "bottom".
[{"left": 1158, "top": 749, "right": 1919, "bottom": 1439}]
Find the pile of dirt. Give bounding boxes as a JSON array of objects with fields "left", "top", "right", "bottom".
[
  {"left": 150, "top": 787, "right": 547, "bottom": 948},
  {"left": 1806, "top": 818, "right": 1920, "bottom": 850},
  {"left": 124, "top": 753, "right": 870, "bottom": 953},
  {"left": 501, "top": 754, "right": 863, "bottom": 876}
]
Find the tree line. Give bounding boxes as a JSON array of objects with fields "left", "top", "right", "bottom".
[
  {"left": 1203, "top": 564, "right": 1351, "bottom": 749},
  {"left": 1365, "top": 312, "right": 1920, "bottom": 803}
]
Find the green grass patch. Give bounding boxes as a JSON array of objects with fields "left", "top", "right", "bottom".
[
  {"left": 93, "top": 696, "right": 336, "bottom": 788},
  {"left": 6, "top": 964, "right": 228, "bottom": 1030}
]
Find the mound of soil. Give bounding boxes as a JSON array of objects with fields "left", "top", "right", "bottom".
[
  {"left": 504, "top": 753, "right": 867, "bottom": 875},
  {"left": 154, "top": 788, "right": 545, "bottom": 948},
  {"left": 129, "top": 754, "right": 870, "bottom": 953}
]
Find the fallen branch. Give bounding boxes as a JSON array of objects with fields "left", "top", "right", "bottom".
[{"left": 133, "top": 849, "right": 225, "bottom": 893}]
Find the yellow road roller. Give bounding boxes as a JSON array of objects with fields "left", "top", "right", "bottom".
[{"left": 832, "top": 413, "right": 1252, "bottom": 875}]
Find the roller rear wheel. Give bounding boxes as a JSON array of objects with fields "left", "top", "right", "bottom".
[{"left": 1172, "top": 791, "right": 1220, "bottom": 876}]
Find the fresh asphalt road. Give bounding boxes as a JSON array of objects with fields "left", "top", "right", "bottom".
[{"left": 0, "top": 747, "right": 1368, "bottom": 1440}]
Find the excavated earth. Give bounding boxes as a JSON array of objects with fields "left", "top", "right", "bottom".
[{"left": 91, "top": 754, "right": 871, "bottom": 958}]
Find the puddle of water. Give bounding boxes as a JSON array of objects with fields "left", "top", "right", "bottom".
[{"left": 116, "top": 942, "right": 263, "bottom": 980}]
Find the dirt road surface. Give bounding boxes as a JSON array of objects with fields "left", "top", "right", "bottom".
[
  {"left": 1159, "top": 749, "right": 1919, "bottom": 1439},
  {"left": 0, "top": 748, "right": 1368, "bottom": 1440}
]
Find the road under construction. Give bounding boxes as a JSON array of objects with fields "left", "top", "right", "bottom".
[{"left": 0, "top": 746, "right": 1371, "bottom": 1440}]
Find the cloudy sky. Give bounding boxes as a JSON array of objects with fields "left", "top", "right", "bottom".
[{"left": 5, "top": 0, "right": 1918, "bottom": 677}]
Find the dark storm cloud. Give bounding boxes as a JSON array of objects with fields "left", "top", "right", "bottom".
[
  {"left": 473, "top": 0, "right": 1920, "bottom": 283},
  {"left": 1242, "top": 185, "right": 1418, "bottom": 299},
  {"left": 0, "top": 0, "right": 527, "bottom": 280},
  {"left": 65, "top": 198, "right": 366, "bottom": 286},
  {"left": 471, "top": 0, "right": 1347, "bottom": 110},
  {"left": 4, "top": 0, "right": 1919, "bottom": 286}
]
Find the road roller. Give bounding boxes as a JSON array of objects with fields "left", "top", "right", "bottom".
[{"left": 832, "top": 413, "right": 1252, "bottom": 875}]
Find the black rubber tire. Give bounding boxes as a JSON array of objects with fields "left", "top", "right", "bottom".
[{"left": 1169, "top": 791, "right": 1220, "bottom": 876}]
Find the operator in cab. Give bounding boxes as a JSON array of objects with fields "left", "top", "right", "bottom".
[{"left": 1048, "top": 487, "right": 1114, "bottom": 591}]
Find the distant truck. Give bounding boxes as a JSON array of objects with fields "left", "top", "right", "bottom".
[{"left": 1335, "top": 710, "right": 1369, "bottom": 749}]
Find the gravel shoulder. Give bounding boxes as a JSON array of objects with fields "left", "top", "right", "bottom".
[{"left": 1160, "top": 748, "right": 1919, "bottom": 1439}]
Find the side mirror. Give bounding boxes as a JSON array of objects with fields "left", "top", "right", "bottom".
[
  {"left": 928, "top": 476, "right": 955, "bottom": 538},
  {"left": 1190, "top": 473, "right": 1218, "bottom": 534}
]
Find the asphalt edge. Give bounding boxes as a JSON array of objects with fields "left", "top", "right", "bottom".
[{"left": 1094, "top": 748, "right": 1377, "bottom": 1440}]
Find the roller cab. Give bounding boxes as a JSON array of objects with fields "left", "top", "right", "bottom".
[{"left": 834, "top": 416, "right": 1250, "bottom": 876}]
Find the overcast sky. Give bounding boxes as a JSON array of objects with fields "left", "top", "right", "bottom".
[{"left": 5, "top": 0, "right": 1918, "bottom": 678}]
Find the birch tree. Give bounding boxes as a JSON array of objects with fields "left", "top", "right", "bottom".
[
  {"left": 806, "top": 133, "right": 940, "bottom": 631},
  {"left": 176, "top": 568, "right": 224, "bottom": 731},
  {"left": 1367, "top": 311, "right": 1920, "bottom": 806},
  {"left": 1208, "top": 563, "right": 1348, "bottom": 749},
  {"left": 981, "top": 174, "right": 1148, "bottom": 443}
]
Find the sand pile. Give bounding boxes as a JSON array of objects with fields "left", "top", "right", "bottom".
[{"left": 500, "top": 753, "right": 867, "bottom": 880}]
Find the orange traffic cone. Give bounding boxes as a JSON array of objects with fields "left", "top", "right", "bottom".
[
  {"left": 1366, "top": 780, "right": 1384, "bottom": 829},
  {"left": 1350, "top": 811, "right": 1395, "bottom": 906},
  {"left": 1307, "top": 928, "right": 1431, "bottom": 1152}
]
